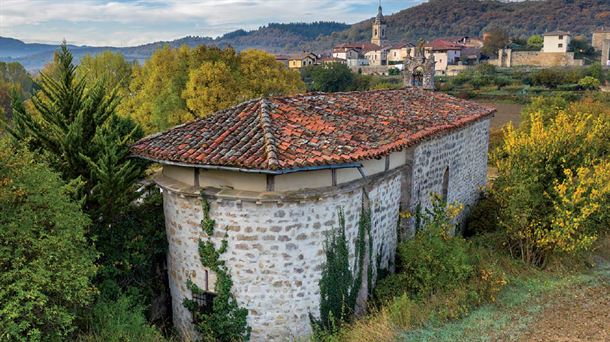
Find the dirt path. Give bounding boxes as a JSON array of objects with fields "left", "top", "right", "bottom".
[{"left": 516, "top": 283, "right": 610, "bottom": 342}]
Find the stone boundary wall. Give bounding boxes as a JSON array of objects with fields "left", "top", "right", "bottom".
[
  {"left": 408, "top": 117, "right": 490, "bottom": 231},
  {"left": 161, "top": 170, "right": 402, "bottom": 341},
  {"left": 497, "top": 49, "right": 583, "bottom": 67}
]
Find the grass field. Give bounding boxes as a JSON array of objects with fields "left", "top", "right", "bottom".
[{"left": 401, "top": 239, "right": 610, "bottom": 342}]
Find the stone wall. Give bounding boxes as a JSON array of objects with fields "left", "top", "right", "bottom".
[
  {"left": 158, "top": 117, "right": 491, "bottom": 341},
  {"left": 497, "top": 49, "right": 583, "bottom": 67},
  {"left": 161, "top": 170, "right": 402, "bottom": 341},
  {"left": 408, "top": 117, "right": 490, "bottom": 233}
]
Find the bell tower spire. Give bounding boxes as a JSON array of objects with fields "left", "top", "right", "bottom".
[{"left": 371, "top": 1, "right": 387, "bottom": 46}]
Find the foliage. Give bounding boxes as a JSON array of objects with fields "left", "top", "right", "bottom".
[
  {"left": 331, "top": 201, "right": 508, "bottom": 342},
  {"left": 312, "top": 206, "right": 372, "bottom": 335},
  {"left": 183, "top": 60, "right": 240, "bottom": 117},
  {"left": 5, "top": 43, "right": 145, "bottom": 226},
  {"left": 303, "top": 63, "right": 355, "bottom": 93},
  {"left": 0, "top": 61, "right": 34, "bottom": 120},
  {"left": 481, "top": 28, "right": 509, "bottom": 57},
  {"left": 526, "top": 35, "right": 543, "bottom": 50},
  {"left": 385, "top": 196, "right": 472, "bottom": 299},
  {"left": 0, "top": 138, "right": 97, "bottom": 341},
  {"left": 183, "top": 197, "right": 250, "bottom": 341},
  {"left": 568, "top": 36, "right": 597, "bottom": 60},
  {"left": 464, "top": 192, "right": 501, "bottom": 237},
  {"left": 94, "top": 187, "right": 168, "bottom": 310},
  {"left": 492, "top": 99, "right": 610, "bottom": 266},
  {"left": 77, "top": 51, "right": 134, "bottom": 98},
  {"left": 578, "top": 76, "right": 601, "bottom": 90},
  {"left": 122, "top": 45, "right": 304, "bottom": 133},
  {"left": 78, "top": 295, "right": 165, "bottom": 342},
  {"left": 519, "top": 96, "right": 568, "bottom": 131}
]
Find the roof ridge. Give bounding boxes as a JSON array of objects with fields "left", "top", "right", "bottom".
[{"left": 258, "top": 98, "right": 280, "bottom": 169}]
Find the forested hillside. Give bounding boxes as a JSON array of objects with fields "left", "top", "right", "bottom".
[{"left": 305, "top": 0, "right": 610, "bottom": 50}]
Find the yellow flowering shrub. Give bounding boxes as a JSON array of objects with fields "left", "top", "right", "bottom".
[{"left": 492, "top": 99, "right": 609, "bottom": 266}]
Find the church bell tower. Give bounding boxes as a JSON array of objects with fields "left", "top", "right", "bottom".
[{"left": 371, "top": 1, "right": 387, "bottom": 46}]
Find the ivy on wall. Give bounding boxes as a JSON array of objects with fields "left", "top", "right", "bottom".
[
  {"left": 311, "top": 203, "right": 373, "bottom": 334},
  {"left": 183, "top": 195, "right": 251, "bottom": 341}
]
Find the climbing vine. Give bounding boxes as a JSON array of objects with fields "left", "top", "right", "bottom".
[
  {"left": 311, "top": 203, "right": 373, "bottom": 334},
  {"left": 183, "top": 195, "right": 251, "bottom": 341}
]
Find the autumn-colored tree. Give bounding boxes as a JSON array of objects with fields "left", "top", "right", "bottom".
[
  {"left": 119, "top": 45, "right": 192, "bottom": 133},
  {"left": 183, "top": 61, "right": 240, "bottom": 117},
  {"left": 124, "top": 45, "right": 305, "bottom": 134},
  {"left": 238, "top": 49, "right": 305, "bottom": 99},
  {"left": 78, "top": 51, "right": 134, "bottom": 97}
]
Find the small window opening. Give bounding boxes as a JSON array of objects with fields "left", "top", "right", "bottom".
[
  {"left": 441, "top": 167, "right": 449, "bottom": 202},
  {"left": 191, "top": 270, "right": 216, "bottom": 321}
]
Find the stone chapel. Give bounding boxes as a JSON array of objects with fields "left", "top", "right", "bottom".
[{"left": 131, "top": 86, "right": 494, "bottom": 341}]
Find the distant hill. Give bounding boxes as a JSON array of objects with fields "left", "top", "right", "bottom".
[
  {"left": 0, "top": 22, "right": 349, "bottom": 71},
  {"left": 304, "top": 0, "right": 610, "bottom": 50},
  {"left": 2, "top": 0, "right": 609, "bottom": 71}
]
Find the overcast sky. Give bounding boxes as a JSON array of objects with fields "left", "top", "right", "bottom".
[{"left": 0, "top": 0, "right": 425, "bottom": 46}]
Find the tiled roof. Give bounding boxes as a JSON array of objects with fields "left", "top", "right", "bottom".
[
  {"left": 131, "top": 89, "right": 495, "bottom": 171},
  {"left": 544, "top": 30, "right": 570, "bottom": 36},
  {"left": 426, "top": 39, "right": 464, "bottom": 51}
]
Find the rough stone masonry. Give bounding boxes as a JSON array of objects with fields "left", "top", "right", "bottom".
[{"left": 156, "top": 116, "right": 490, "bottom": 341}]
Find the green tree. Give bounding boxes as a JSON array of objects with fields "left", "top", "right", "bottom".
[
  {"left": 6, "top": 43, "right": 144, "bottom": 225},
  {"left": 0, "top": 138, "right": 97, "bottom": 341},
  {"left": 306, "top": 63, "right": 355, "bottom": 92},
  {"left": 481, "top": 28, "right": 509, "bottom": 57},
  {"left": 526, "top": 35, "right": 543, "bottom": 50}
]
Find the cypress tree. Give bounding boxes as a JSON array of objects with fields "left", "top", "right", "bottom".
[{"left": 5, "top": 42, "right": 144, "bottom": 225}]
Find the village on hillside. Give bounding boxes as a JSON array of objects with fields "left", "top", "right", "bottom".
[{"left": 276, "top": 4, "right": 609, "bottom": 79}]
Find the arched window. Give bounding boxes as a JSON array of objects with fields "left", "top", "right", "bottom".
[
  {"left": 441, "top": 167, "right": 449, "bottom": 202},
  {"left": 374, "top": 29, "right": 378, "bottom": 36}
]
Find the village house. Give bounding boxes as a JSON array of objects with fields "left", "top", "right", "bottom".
[
  {"left": 388, "top": 43, "right": 415, "bottom": 64},
  {"left": 131, "top": 84, "right": 495, "bottom": 341},
  {"left": 287, "top": 52, "right": 318, "bottom": 69},
  {"left": 543, "top": 31, "right": 571, "bottom": 53},
  {"left": 592, "top": 28, "right": 610, "bottom": 66},
  {"left": 496, "top": 30, "right": 583, "bottom": 68},
  {"left": 425, "top": 39, "right": 464, "bottom": 76}
]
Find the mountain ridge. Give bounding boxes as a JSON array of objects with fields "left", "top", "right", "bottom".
[{"left": 2, "top": 0, "right": 609, "bottom": 71}]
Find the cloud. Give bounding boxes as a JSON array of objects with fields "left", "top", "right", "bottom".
[{"left": 0, "top": 0, "right": 423, "bottom": 46}]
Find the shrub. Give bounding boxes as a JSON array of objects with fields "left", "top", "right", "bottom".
[
  {"left": 557, "top": 83, "right": 580, "bottom": 91},
  {"left": 0, "top": 138, "right": 97, "bottom": 341},
  {"left": 78, "top": 295, "right": 164, "bottom": 342},
  {"left": 492, "top": 103, "right": 610, "bottom": 266},
  {"left": 396, "top": 197, "right": 472, "bottom": 298},
  {"left": 578, "top": 76, "right": 601, "bottom": 90},
  {"left": 464, "top": 192, "right": 501, "bottom": 237}
]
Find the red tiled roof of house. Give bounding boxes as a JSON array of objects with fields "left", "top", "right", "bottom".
[
  {"left": 131, "top": 89, "right": 495, "bottom": 171},
  {"left": 426, "top": 39, "right": 464, "bottom": 51}
]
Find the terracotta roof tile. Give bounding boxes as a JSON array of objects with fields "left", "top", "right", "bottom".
[{"left": 131, "top": 89, "right": 495, "bottom": 171}]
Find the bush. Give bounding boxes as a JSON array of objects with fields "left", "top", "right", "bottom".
[
  {"left": 492, "top": 99, "right": 610, "bottom": 266},
  {"left": 395, "top": 197, "right": 473, "bottom": 298},
  {"left": 578, "top": 76, "right": 601, "bottom": 90},
  {"left": 78, "top": 295, "right": 165, "bottom": 342},
  {"left": 464, "top": 193, "right": 501, "bottom": 237},
  {"left": 557, "top": 83, "right": 580, "bottom": 91},
  {"left": 0, "top": 138, "right": 97, "bottom": 341}
]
